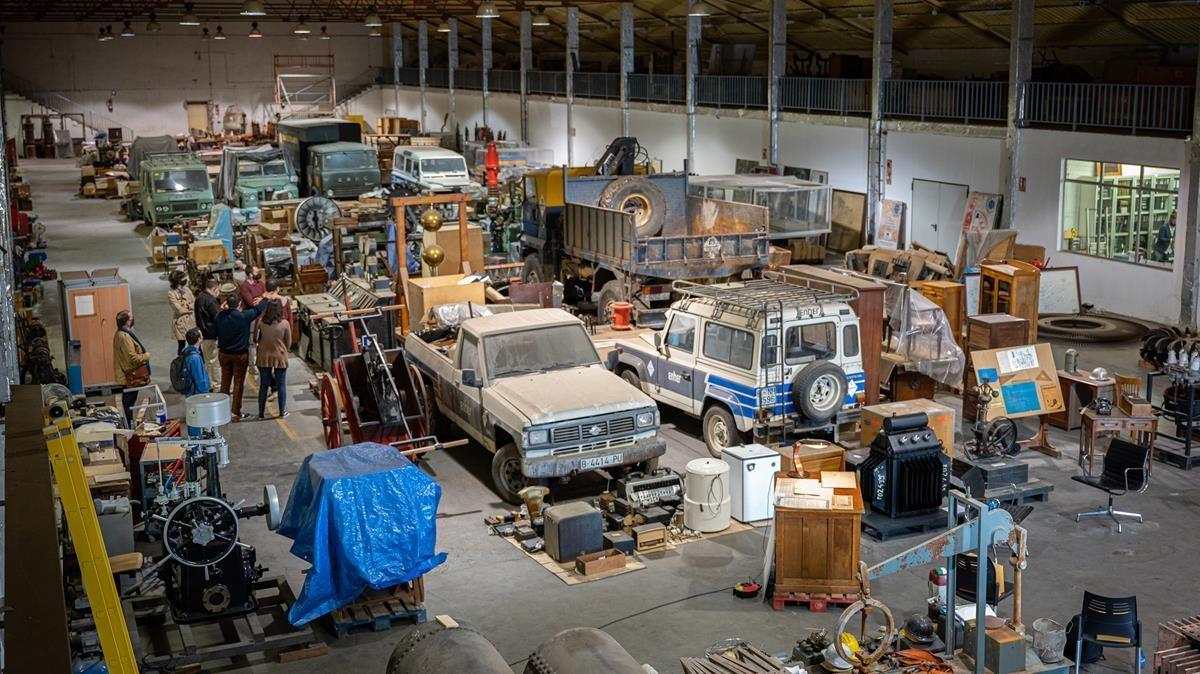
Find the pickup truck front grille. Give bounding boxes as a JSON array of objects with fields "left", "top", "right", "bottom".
[
  {"left": 171, "top": 201, "right": 199, "bottom": 213},
  {"left": 550, "top": 414, "right": 636, "bottom": 445},
  {"left": 552, "top": 436, "right": 636, "bottom": 457}
]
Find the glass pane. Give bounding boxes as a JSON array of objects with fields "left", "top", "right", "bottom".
[
  {"left": 1064, "top": 159, "right": 1101, "bottom": 182},
  {"left": 666, "top": 315, "right": 696, "bottom": 352},
  {"left": 1060, "top": 159, "right": 1177, "bottom": 270}
]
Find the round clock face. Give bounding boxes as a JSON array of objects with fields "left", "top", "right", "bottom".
[{"left": 295, "top": 196, "right": 341, "bottom": 242}]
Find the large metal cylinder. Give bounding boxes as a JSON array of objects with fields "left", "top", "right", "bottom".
[
  {"left": 386, "top": 620, "right": 510, "bottom": 674},
  {"left": 524, "top": 627, "right": 643, "bottom": 674}
]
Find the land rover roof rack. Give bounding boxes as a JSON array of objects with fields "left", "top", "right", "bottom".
[{"left": 671, "top": 272, "right": 856, "bottom": 322}]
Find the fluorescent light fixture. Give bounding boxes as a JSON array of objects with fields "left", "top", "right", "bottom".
[
  {"left": 531, "top": 6, "right": 551, "bottom": 26},
  {"left": 436, "top": 18, "right": 451, "bottom": 32},
  {"left": 319, "top": 25, "right": 331, "bottom": 39},
  {"left": 214, "top": 25, "right": 226, "bottom": 39},
  {"left": 688, "top": 0, "right": 715, "bottom": 17},
  {"left": 240, "top": 0, "right": 267, "bottom": 16},
  {"left": 363, "top": 5, "right": 383, "bottom": 27},
  {"left": 248, "top": 21, "right": 263, "bottom": 37},
  {"left": 146, "top": 13, "right": 161, "bottom": 32},
  {"left": 179, "top": 3, "right": 201, "bottom": 25},
  {"left": 97, "top": 27, "right": 109, "bottom": 41},
  {"left": 120, "top": 20, "right": 135, "bottom": 37},
  {"left": 293, "top": 16, "right": 311, "bottom": 34},
  {"left": 476, "top": 0, "right": 500, "bottom": 19}
]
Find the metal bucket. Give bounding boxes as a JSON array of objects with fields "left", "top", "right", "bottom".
[{"left": 1033, "top": 618, "right": 1066, "bottom": 664}]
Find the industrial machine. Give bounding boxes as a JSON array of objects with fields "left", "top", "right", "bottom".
[
  {"left": 592, "top": 136, "right": 647, "bottom": 177},
  {"left": 858, "top": 412, "right": 950, "bottom": 519},
  {"left": 144, "top": 394, "right": 281, "bottom": 623},
  {"left": 962, "top": 381, "right": 1020, "bottom": 462}
]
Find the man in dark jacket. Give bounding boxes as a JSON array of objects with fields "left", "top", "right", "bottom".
[
  {"left": 216, "top": 291, "right": 267, "bottom": 420},
  {"left": 179, "top": 328, "right": 210, "bottom": 396},
  {"left": 194, "top": 278, "right": 222, "bottom": 383}
]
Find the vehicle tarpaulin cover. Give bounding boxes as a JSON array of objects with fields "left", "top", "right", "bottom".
[
  {"left": 215, "top": 144, "right": 293, "bottom": 201},
  {"left": 128, "top": 135, "right": 180, "bottom": 181},
  {"left": 279, "top": 442, "right": 446, "bottom": 626}
]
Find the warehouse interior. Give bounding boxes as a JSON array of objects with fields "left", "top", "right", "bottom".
[{"left": 4, "top": 1, "right": 1200, "bottom": 673}]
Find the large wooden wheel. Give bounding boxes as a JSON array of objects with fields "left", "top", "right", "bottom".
[{"left": 318, "top": 372, "right": 344, "bottom": 449}]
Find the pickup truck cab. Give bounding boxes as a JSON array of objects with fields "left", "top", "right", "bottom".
[
  {"left": 140, "top": 152, "right": 214, "bottom": 227},
  {"left": 405, "top": 308, "right": 665, "bottom": 503},
  {"left": 308, "top": 142, "right": 380, "bottom": 199},
  {"left": 613, "top": 277, "right": 865, "bottom": 457},
  {"left": 391, "top": 146, "right": 483, "bottom": 198},
  {"left": 231, "top": 155, "right": 298, "bottom": 207}
]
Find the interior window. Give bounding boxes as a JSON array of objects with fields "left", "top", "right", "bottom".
[
  {"left": 785, "top": 322, "right": 836, "bottom": 363},
  {"left": 703, "top": 322, "right": 755, "bottom": 370},
  {"left": 459, "top": 334, "right": 480, "bottom": 374},
  {"left": 666, "top": 315, "right": 696, "bottom": 352},
  {"left": 1060, "top": 159, "right": 1178, "bottom": 268},
  {"left": 842, "top": 324, "right": 859, "bottom": 358}
]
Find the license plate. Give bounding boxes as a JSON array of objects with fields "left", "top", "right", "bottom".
[
  {"left": 580, "top": 453, "right": 624, "bottom": 470},
  {"left": 643, "top": 292, "right": 671, "bottom": 302}
]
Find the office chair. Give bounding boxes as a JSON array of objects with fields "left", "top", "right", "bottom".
[
  {"left": 1072, "top": 592, "right": 1142, "bottom": 674},
  {"left": 1072, "top": 438, "right": 1150, "bottom": 533}
]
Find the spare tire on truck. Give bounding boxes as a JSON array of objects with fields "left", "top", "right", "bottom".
[
  {"left": 791, "top": 361, "right": 848, "bottom": 423},
  {"left": 598, "top": 176, "right": 666, "bottom": 238}
]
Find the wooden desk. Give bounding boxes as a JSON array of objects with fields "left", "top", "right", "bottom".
[
  {"left": 1079, "top": 408, "right": 1157, "bottom": 474},
  {"left": 773, "top": 471, "right": 864, "bottom": 600},
  {"left": 1049, "top": 370, "right": 1115, "bottom": 431}
]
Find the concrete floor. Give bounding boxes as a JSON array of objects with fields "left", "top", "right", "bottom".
[{"left": 21, "top": 158, "right": 1200, "bottom": 673}]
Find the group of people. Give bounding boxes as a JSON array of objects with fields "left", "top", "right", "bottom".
[{"left": 113, "top": 265, "right": 293, "bottom": 424}]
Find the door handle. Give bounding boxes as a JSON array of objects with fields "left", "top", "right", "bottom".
[{"left": 682, "top": 372, "right": 692, "bottom": 381}]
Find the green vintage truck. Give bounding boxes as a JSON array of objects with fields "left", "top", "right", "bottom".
[
  {"left": 139, "top": 152, "right": 214, "bottom": 227},
  {"left": 216, "top": 145, "right": 299, "bottom": 208},
  {"left": 307, "top": 142, "right": 379, "bottom": 199}
]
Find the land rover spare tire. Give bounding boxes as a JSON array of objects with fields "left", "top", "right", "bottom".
[
  {"left": 791, "top": 361, "right": 848, "bottom": 423},
  {"left": 597, "top": 176, "right": 666, "bottom": 238}
]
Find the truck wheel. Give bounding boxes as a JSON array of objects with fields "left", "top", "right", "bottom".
[
  {"left": 597, "top": 280, "right": 624, "bottom": 324},
  {"left": 598, "top": 176, "right": 666, "bottom": 238},
  {"left": 703, "top": 404, "right": 742, "bottom": 458},
  {"left": 791, "top": 361, "right": 847, "bottom": 423},
  {"left": 520, "top": 253, "right": 543, "bottom": 284},
  {"left": 490, "top": 443, "right": 527, "bottom": 505},
  {"left": 619, "top": 368, "right": 642, "bottom": 392}
]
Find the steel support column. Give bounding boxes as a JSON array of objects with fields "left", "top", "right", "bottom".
[
  {"left": 1182, "top": 35, "right": 1200, "bottom": 325},
  {"left": 392, "top": 23, "right": 403, "bottom": 118},
  {"left": 686, "top": 7, "right": 700, "bottom": 172},
  {"left": 0, "top": 47, "right": 14, "bottom": 400},
  {"left": 767, "top": 0, "right": 785, "bottom": 168},
  {"left": 449, "top": 18, "right": 458, "bottom": 143},
  {"left": 1002, "top": 0, "right": 1033, "bottom": 230},
  {"left": 520, "top": 10, "right": 532, "bottom": 143},
  {"left": 866, "top": 0, "right": 894, "bottom": 242},
  {"left": 481, "top": 17, "right": 492, "bottom": 131},
  {"left": 418, "top": 20, "right": 429, "bottom": 134},
  {"left": 620, "top": 3, "right": 634, "bottom": 137},
  {"left": 566, "top": 6, "right": 579, "bottom": 166}
]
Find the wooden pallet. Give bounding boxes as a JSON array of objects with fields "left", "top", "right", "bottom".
[
  {"left": 124, "top": 576, "right": 327, "bottom": 672},
  {"left": 771, "top": 592, "right": 856, "bottom": 612},
  {"left": 861, "top": 509, "right": 948, "bottom": 542},
  {"left": 328, "top": 577, "right": 427, "bottom": 638}
]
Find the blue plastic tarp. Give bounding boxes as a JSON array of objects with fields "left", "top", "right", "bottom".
[{"left": 278, "top": 442, "right": 446, "bottom": 626}]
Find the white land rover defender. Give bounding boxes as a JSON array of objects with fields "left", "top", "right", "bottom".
[{"left": 612, "top": 276, "right": 865, "bottom": 456}]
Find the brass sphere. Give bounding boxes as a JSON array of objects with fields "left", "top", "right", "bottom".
[
  {"left": 421, "top": 245, "right": 446, "bottom": 268},
  {"left": 418, "top": 207, "right": 444, "bottom": 232}
]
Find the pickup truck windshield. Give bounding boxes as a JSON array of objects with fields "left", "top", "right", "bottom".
[
  {"left": 238, "top": 159, "right": 289, "bottom": 177},
  {"left": 421, "top": 157, "right": 467, "bottom": 175},
  {"left": 324, "top": 151, "right": 373, "bottom": 170},
  {"left": 485, "top": 324, "right": 600, "bottom": 378},
  {"left": 153, "top": 170, "right": 209, "bottom": 193}
]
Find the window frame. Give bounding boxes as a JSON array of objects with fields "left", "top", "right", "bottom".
[
  {"left": 458, "top": 332, "right": 481, "bottom": 378},
  {"left": 701, "top": 320, "right": 756, "bottom": 371},
  {"left": 783, "top": 320, "right": 838, "bottom": 365},
  {"left": 665, "top": 314, "right": 697, "bottom": 353}
]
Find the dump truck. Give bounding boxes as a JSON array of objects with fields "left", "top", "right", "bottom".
[
  {"left": 277, "top": 118, "right": 378, "bottom": 197},
  {"left": 139, "top": 152, "right": 214, "bottom": 227}
]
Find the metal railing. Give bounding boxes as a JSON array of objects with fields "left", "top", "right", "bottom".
[
  {"left": 1025, "top": 81, "right": 1194, "bottom": 134},
  {"left": 882, "top": 79, "right": 1008, "bottom": 124},
  {"left": 780, "top": 77, "right": 871, "bottom": 115}
]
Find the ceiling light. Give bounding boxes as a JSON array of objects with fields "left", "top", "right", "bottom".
[
  {"left": 293, "top": 16, "right": 311, "bottom": 34},
  {"left": 120, "top": 20, "right": 135, "bottom": 37},
  {"left": 240, "top": 0, "right": 267, "bottom": 16},
  {"left": 319, "top": 25, "right": 331, "bottom": 40},
  {"left": 531, "top": 6, "right": 551, "bottom": 26},
  {"left": 146, "top": 13, "right": 161, "bottom": 32},
  {"left": 179, "top": 3, "right": 201, "bottom": 26},
  {"left": 363, "top": 5, "right": 383, "bottom": 27},
  {"left": 249, "top": 21, "right": 263, "bottom": 37},
  {"left": 98, "top": 26, "right": 110, "bottom": 42},
  {"left": 436, "top": 17, "right": 451, "bottom": 32},
  {"left": 476, "top": 0, "right": 500, "bottom": 19},
  {"left": 368, "top": 26, "right": 383, "bottom": 37},
  {"left": 201, "top": 27, "right": 211, "bottom": 39},
  {"left": 214, "top": 25, "right": 226, "bottom": 39},
  {"left": 688, "top": 0, "right": 715, "bottom": 17}
]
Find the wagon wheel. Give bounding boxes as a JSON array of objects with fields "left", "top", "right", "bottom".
[
  {"left": 318, "top": 373, "right": 344, "bottom": 449},
  {"left": 407, "top": 362, "right": 436, "bottom": 437}
]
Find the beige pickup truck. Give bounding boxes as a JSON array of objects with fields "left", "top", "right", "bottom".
[{"left": 404, "top": 308, "right": 665, "bottom": 503}]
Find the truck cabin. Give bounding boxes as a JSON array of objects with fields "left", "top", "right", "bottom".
[
  {"left": 308, "top": 142, "right": 380, "bottom": 199},
  {"left": 141, "top": 153, "right": 213, "bottom": 225}
]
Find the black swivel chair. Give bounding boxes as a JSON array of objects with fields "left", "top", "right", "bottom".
[
  {"left": 1072, "top": 592, "right": 1142, "bottom": 674},
  {"left": 1073, "top": 438, "right": 1150, "bottom": 533},
  {"left": 954, "top": 553, "right": 1013, "bottom": 606}
]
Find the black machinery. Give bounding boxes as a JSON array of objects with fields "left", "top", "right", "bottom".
[
  {"left": 962, "top": 381, "right": 1019, "bottom": 462},
  {"left": 144, "top": 393, "right": 281, "bottom": 623},
  {"left": 593, "top": 137, "right": 645, "bottom": 177},
  {"left": 858, "top": 412, "right": 949, "bottom": 519}
]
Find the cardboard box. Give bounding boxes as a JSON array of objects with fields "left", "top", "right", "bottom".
[
  {"left": 574, "top": 549, "right": 627, "bottom": 576},
  {"left": 81, "top": 165, "right": 96, "bottom": 178},
  {"left": 968, "top": 343, "right": 1064, "bottom": 421},
  {"left": 861, "top": 399, "right": 957, "bottom": 456},
  {"left": 188, "top": 239, "right": 228, "bottom": 266},
  {"left": 421, "top": 224, "right": 485, "bottom": 276},
  {"left": 787, "top": 237, "right": 826, "bottom": 263},
  {"left": 406, "top": 274, "right": 486, "bottom": 331}
]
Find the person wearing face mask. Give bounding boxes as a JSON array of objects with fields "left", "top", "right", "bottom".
[
  {"left": 239, "top": 266, "right": 267, "bottom": 380},
  {"left": 113, "top": 310, "right": 151, "bottom": 425}
]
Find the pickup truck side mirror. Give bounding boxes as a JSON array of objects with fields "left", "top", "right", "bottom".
[
  {"left": 654, "top": 332, "right": 665, "bottom": 354},
  {"left": 461, "top": 369, "right": 480, "bottom": 388}
]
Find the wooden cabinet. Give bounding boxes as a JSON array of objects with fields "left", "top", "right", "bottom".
[
  {"left": 978, "top": 259, "right": 1040, "bottom": 340},
  {"left": 773, "top": 472, "right": 864, "bottom": 597},
  {"left": 58, "top": 270, "right": 132, "bottom": 389},
  {"left": 963, "top": 314, "right": 1030, "bottom": 423},
  {"left": 911, "top": 280, "right": 964, "bottom": 347}
]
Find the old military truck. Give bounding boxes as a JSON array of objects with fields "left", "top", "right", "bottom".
[
  {"left": 139, "top": 152, "right": 214, "bottom": 227},
  {"left": 405, "top": 308, "right": 665, "bottom": 503},
  {"left": 216, "top": 145, "right": 299, "bottom": 208},
  {"left": 277, "top": 118, "right": 377, "bottom": 198}
]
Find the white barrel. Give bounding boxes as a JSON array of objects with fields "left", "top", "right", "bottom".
[
  {"left": 185, "top": 393, "right": 232, "bottom": 428},
  {"left": 683, "top": 458, "right": 731, "bottom": 533}
]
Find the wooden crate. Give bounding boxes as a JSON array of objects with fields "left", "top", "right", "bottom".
[
  {"left": 421, "top": 224, "right": 485, "bottom": 276},
  {"left": 861, "top": 399, "right": 956, "bottom": 457},
  {"left": 406, "top": 274, "right": 486, "bottom": 331},
  {"left": 773, "top": 471, "right": 863, "bottom": 598}
]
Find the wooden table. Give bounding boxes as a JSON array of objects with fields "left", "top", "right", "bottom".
[
  {"left": 773, "top": 471, "right": 864, "bottom": 600},
  {"left": 1079, "top": 407, "right": 1157, "bottom": 474},
  {"left": 1048, "top": 370, "right": 1115, "bottom": 431}
]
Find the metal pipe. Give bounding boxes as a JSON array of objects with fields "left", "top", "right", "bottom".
[
  {"left": 686, "top": 7, "right": 700, "bottom": 172},
  {"left": 392, "top": 22, "right": 403, "bottom": 119},
  {"left": 566, "top": 6, "right": 579, "bottom": 166},
  {"left": 945, "top": 491, "right": 958, "bottom": 654},
  {"left": 481, "top": 17, "right": 492, "bottom": 131},
  {"left": 520, "top": 10, "right": 532, "bottom": 143},
  {"left": 418, "top": 20, "right": 429, "bottom": 134},
  {"left": 1002, "top": 0, "right": 1034, "bottom": 229},
  {"left": 767, "top": 0, "right": 785, "bottom": 168},
  {"left": 620, "top": 3, "right": 634, "bottom": 137},
  {"left": 448, "top": 18, "right": 458, "bottom": 144},
  {"left": 866, "top": 0, "right": 893, "bottom": 243}
]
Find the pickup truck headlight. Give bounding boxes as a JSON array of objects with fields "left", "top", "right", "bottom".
[
  {"left": 636, "top": 411, "right": 656, "bottom": 428},
  {"left": 526, "top": 429, "right": 549, "bottom": 446}
]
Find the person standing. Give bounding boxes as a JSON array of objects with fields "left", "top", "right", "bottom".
[
  {"left": 216, "top": 291, "right": 266, "bottom": 421},
  {"left": 193, "top": 277, "right": 222, "bottom": 383},
  {"left": 168, "top": 270, "right": 197, "bottom": 355},
  {"left": 239, "top": 266, "right": 267, "bottom": 380},
  {"left": 255, "top": 299, "right": 292, "bottom": 419},
  {"left": 113, "top": 310, "right": 151, "bottom": 425},
  {"left": 178, "top": 328, "right": 210, "bottom": 396},
  {"left": 1151, "top": 208, "right": 1177, "bottom": 263}
]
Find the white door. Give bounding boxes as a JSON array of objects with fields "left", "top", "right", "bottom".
[{"left": 911, "top": 179, "right": 968, "bottom": 254}]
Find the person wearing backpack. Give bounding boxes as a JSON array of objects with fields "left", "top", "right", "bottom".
[{"left": 172, "top": 328, "right": 210, "bottom": 397}]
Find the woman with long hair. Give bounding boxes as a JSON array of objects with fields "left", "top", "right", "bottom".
[
  {"left": 255, "top": 298, "right": 292, "bottom": 419},
  {"left": 167, "top": 270, "right": 196, "bottom": 355}
]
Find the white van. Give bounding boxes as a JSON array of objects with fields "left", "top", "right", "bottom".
[{"left": 390, "top": 146, "right": 483, "bottom": 197}]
